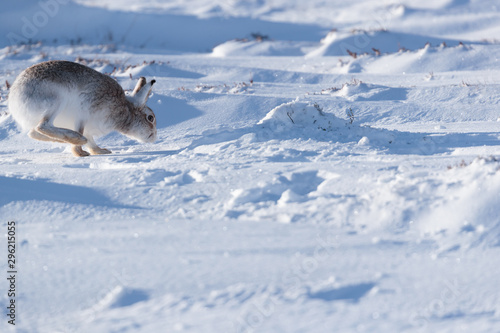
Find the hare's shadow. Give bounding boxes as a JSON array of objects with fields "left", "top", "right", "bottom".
[{"left": 0, "top": 176, "right": 138, "bottom": 209}]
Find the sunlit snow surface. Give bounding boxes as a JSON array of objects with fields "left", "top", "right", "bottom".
[{"left": 1, "top": 1, "right": 500, "bottom": 332}]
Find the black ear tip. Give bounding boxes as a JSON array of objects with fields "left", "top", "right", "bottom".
[{"left": 151, "top": 79, "right": 156, "bottom": 85}]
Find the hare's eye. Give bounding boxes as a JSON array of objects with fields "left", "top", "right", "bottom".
[{"left": 147, "top": 115, "right": 154, "bottom": 123}]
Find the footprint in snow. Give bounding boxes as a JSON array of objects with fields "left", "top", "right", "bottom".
[{"left": 308, "top": 282, "right": 376, "bottom": 303}]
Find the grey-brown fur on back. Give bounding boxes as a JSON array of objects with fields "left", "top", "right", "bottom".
[
  {"left": 20, "top": 60, "right": 116, "bottom": 86},
  {"left": 18, "top": 60, "right": 127, "bottom": 112}
]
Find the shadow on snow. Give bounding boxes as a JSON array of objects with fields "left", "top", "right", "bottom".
[{"left": 0, "top": 176, "right": 137, "bottom": 208}]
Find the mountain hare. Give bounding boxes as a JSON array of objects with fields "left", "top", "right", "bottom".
[{"left": 8, "top": 60, "right": 157, "bottom": 156}]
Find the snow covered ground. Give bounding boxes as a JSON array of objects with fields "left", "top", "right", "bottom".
[{"left": 1, "top": 0, "right": 500, "bottom": 332}]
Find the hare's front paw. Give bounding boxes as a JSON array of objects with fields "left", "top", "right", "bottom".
[
  {"left": 72, "top": 146, "right": 90, "bottom": 157},
  {"left": 89, "top": 147, "right": 112, "bottom": 155}
]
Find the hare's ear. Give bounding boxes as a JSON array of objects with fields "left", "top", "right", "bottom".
[
  {"left": 127, "top": 77, "right": 156, "bottom": 108},
  {"left": 131, "top": 77, "right": 147, "bottom": 96}
]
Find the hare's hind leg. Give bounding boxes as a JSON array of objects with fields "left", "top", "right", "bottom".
[
  {"left": 35, "top": 116, "right": 87, "bottom": 146},
  {"left": 86, "top": 136, "right": 112, "bottom": 155},
  {"left": 30, "top": 122, "right": 90, "bottom": 157},
  {"left": 34, "top": 116, "right": 89, "bottom": 157},
  {"left": 28, "top": 129, "right": 65, "bottom": 143}
]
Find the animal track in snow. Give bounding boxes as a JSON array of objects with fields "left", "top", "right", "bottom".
[{"left": 308, "top": 282, "right": 376, "bottom": 303}]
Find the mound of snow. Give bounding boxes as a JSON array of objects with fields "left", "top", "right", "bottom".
[
  {"left": 418, "top": 157, "right": 500, "bottom": 249},
  {"left": 363, "top": 43, "right": 499, "bottom": 74},
  {"left": 258, "top": 100, "right": 347, "bottom": 133},
  {"left": 307, "top": 29, "right": 473, "bottom": 57},
  {"left": 0, "top": 114, "right": 19, "bottom": 141},
  {"left": 257, "top": 99, "right": 399, "bottom": 149},
  {"left": 90, "top": 286, "right": 150, "bottom": 312},
  {"left": 332, "top": 80, "right": 408, "bottom": 102}
]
